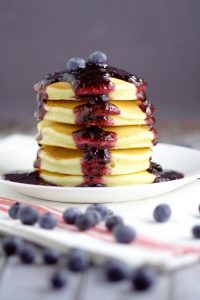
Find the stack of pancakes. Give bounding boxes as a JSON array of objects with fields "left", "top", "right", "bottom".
[{"left": 34, "top": 74, "right": 157, "bottom": 186}]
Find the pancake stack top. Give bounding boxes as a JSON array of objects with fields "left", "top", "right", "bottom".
[{"left": 34, "top": 51, "right": 159, "bottom": 187}]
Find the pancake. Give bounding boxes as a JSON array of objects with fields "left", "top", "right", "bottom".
[
  {"left": 37, "top": 120, "right": 157, "bottom": 150},
  {"left": 46, "top": 78, "right": 139, "bottom": 101},
  {"left": 38, "top": 169, "right": 156, "bottom": 187},
  {"left": 36, "top": 99, "right": 155, "bottom": 126},
  {"left": 35, "top": 146, "right": 152, "bottom": 175}
]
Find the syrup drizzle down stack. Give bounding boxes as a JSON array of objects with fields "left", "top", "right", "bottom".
[{"left": 30, "top": 52, "right": 182, "bottom": 187}]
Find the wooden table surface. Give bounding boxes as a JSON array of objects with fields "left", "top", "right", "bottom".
[{"left": 0, "top": 121, "right": 200, "bottom": 300}]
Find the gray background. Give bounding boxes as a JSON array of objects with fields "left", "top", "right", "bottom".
[{"left": 0, "top": 0, "right": 199, "bottom": 122}]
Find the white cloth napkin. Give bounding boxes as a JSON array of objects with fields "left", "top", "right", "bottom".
[{"left": 0, "top": 135, "right": 200, "bottom": 271}]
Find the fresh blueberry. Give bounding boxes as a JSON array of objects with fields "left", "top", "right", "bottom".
[
  {"left": 43, "top": 248, "right": 60, "bottom": 265},
  {"left": 87, "top": 210, "right": 102, "bottom": 225},
  {"left": 132, "top": 266, "right": 156, "bottom": 291},
  {"left": 8, "top": 202, "right": 23, "bottom": 219},
  {"left": 192, "top": 225, "right": 200, "bottom": 239},
  {"left": 51, "top": 270, "right": 68, "bottom": 289},
  {"left": 87, "top": 204, "right": 111, "bottom": 220},
  {"left": 19, "top": 244, "right": 37, "bottom": 264},
  {"left": 105, "top": 215, "right": 124, "bottom": 231},
  {"left": 38, "top": 213, "right": 57, "bottom": 229},
  {"left": 66, "top": 57, "right": 86, "bottom": 73},
  {"left": 105, "top": 259, "right": 130, "bottom": 282},
  {"left": 67, "top": 248, "right": 90, "bottom": 272},
  {"left": 113, "top": 225, "right": 136, "bottom": 244},
  {"left": 63, "top": 207, "right": 81, "bottom": 224},
  {"left": 87, "top": 51, "right": 107, "bottom": 66},
  {"left": 153, "top": 204, "right": 171, "bottom": 223},
  {"left": 2, "top": 236, "right": 23, "bottom": 256},
  {"left": 18, "top": 206, "right": 39, "bottom": 225},
  {"left": 75, "top": 213, "right": 95, "bottom": 231}
]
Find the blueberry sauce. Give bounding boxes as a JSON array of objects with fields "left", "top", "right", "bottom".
[
  {"left": 72, "top": 126, "right": 117, "bottom": 150},
  {"left": 149, "top": 162, "right": 184, "bottom": 182},
  {"left": 4, "top": 163, "right": 184, "bottom": 187},
  {"left": 73, "top": 95, "right": 120, "bottom": 126},
  {"left": 81, "top": 148, "right": 112, "bottom": 176},
  {"left": 4, "top": 171, "right": 56, "bottom": 186}
]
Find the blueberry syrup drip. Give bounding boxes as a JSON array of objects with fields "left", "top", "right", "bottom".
[
  {"left": 35, "top": 94, "right": 47, "bottom": 120},
  {"left": 34, "top": 65, "right": 146, "bottom": 100},
  {"left": 73, "top": 95, "right": 120, "bottom": 126},
  {"left": 139, "top": 100, "right": 156, "bottom": 126},
  {"left": 72, "top": 126, "right": 117, "bottom": 150},
  {"left": 151, "top": 128, "right": 158, "bottom": 146},
  {"left": 34, "top": 71, "right": 65, "bottom": 96},
  {"left": 64, "top": 64, "right": 115, "bottom": 98},
  {"left": 149, "top": 162, "right": 184, "bottom": 182},
  {"left": 81, "top": 148, "right": 112, "bottom": 176},
  {"left": 107, "top": 66, "right": 147, "bottom": 100}
]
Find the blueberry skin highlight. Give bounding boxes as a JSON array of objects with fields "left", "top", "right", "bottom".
[
  {"left": 43, "top": 248, "right": 60, "bottom": 265},
  {"left": 105, "top": 215, "right": 124, "bottom": 231},
  {"left": 18, "top": 206, "right": 39, "bottom": 226},
  {"left": 153, "top": 204, "right": 171, "bottom": 223},
  {"left": 192, "top": 225, "right": 200, "bottom": 239},
  {"left": 19, "top": 244, "right": 37, "bottom": 264},
  {"left": 66, "top": 57, "right": 86, "bottom": 73},
  {"left": 2, "top": 236, "right": 23, "bottom": 256},
  {"left": 38, "top": 213, "right": 57, "bottom": 229},
  {"left": 113, "top": 225, "right": 136, "bottom": 244},
  {"left": 75, "top": 213, "right": 96, "bottom": 231},
  {"left": 51, "top": 270, "right": 68, "bottom": 289},
  {"left": 8, "top": 202, "right": 24, "bottom": 219},
  {"left": 87, "top": 51, "right": 107, "bottom": 66},
  {"left": 132, "top": 266, "right": 156, "bottom": 291},
  {"left": 87, "top": 203, "right": 110, "bottom": 220},
  {"left": 63, "top": 207, "right": 81, "bottom": 224},
  {"left": 105, "top": 259, "right": 130, "bottom": 282},
  {"left": 67, "top": 248, "right": 90, "bottom": 272}
]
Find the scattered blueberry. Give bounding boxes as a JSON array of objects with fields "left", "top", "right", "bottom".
[
  {"left": 105, "top": 259, "right": 130, "bottom": 282},
  {"left": 67, "top": 248, "right": 90, "bottom": 272},
  {"left": 153, "top": 204, "right": 171, "bottom": 223},
  {"left": 38, "top": 213, "right": 57, "bottom": 229},
  {"left": 66, "top": 57, "right": 86, "bottom": 73},
  {"left": 8, "top": 202, "right": 23, "bottom": 219},
  {"left": 18, "top": 206, "right": 39, "bottom": 225},
  {"left": 75, "top": 213, "right": 96, "bottom": 231},
  {"left": 131, "top": 266, "right": 156, "bottom": 291},
  {"left": 105, "top": 215, "right": 124, "bottom": 231},
  {"left": 43, "top": 248, "right": 60, "bottom": 265},
  {"left": 51, "top": 270, "right": 68, "bottom": 289},
  {"left": 19, "top": 244, "right": 37, "bottom": 264},
  {"left": 192, "top": 225, "right": 200, "bottom": 239},
  {"left": 113, "top": 225, "right": 136, "bottom": 244},
  {"left": 63, "top": 207, "right": 81, "bottom": 224},
  {"left": 87, "top": 204, "right": 111, "bottom": 220},
  {"left": 2, "top": 236, "right": 23, "bottom": 256},
  {"left": 87, "top": 210, "right": 102, "bottom": 225},
  {"left": 87, "top": 51, "right": 107, "bottom": 66}
]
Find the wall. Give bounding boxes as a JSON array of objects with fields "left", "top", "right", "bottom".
[{"left": 0, "top": 0, "right": 199, "bottom": 122}]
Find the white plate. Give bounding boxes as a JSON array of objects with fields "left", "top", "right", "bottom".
[{"left": 0, "top": 136, "right": 199, "bottom": 203}]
